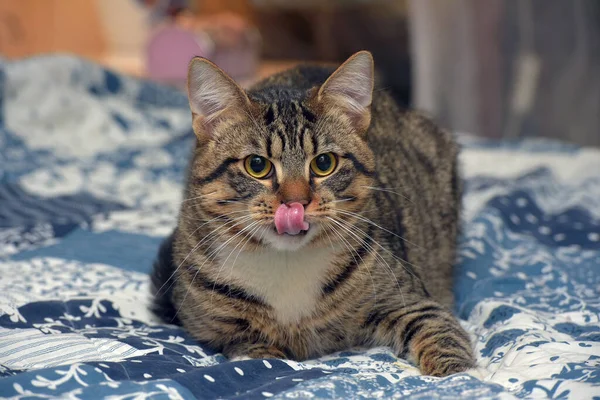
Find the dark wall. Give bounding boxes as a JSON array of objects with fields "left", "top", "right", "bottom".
[{"left": 254, "top": 2, "right": 412, "bottom": 107}]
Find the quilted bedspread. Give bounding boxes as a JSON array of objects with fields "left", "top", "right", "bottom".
[{"left": 0, "top": 56, "right": 599, "bottom": 399}]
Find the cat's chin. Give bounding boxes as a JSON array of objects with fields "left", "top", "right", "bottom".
[{"left": 262, "top": 225, "right": 318, "bottom": 252}]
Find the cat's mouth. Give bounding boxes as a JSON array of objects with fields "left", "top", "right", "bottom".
[
  {"left": 273, "top": 226, "right": 309, "bottom": 236},
  {"left": 261, "top": 203, "right": 314, "bottom": 250},
  {"left": 264, "top": 220, "right": 314, "bottom": 251}
]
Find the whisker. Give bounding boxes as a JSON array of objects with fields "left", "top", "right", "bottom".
[
  {"left": 176, "top": 207, "right": 249, "bottom": 223},
  {"left": 155, "top": 214, "right": 253, "bottom": 299},
  {"left": 172, "top": 219, "right": 260, "bottom": 321},
  {"left": 203, "top": 221, "right": 261, "bottom": 303},
  {"left": 320, "top": 220, "right": 337, "bottom": 252},
  {"left": 330, "top": 215, "right": 426, "bottom": 295},
  {"left": 326, "top": 221, "right": 361, "bottom": 267},
  {"left": 234, "top": 224, "right": 266, "bottom": 263},
  {"left": 212, "top": 221, "right": 262, "bottom": 285},
  {"left": 329, "top": 197, "right": 356, "bottom": 204},
  {"left": 324, "top": 221, "right": 378, "bottom": 302},
  {"left": 332, "top": 215, "right": 420, "bottom": 272},
  {"left": 181, "top": 191, "right": 218, "bottom": 203},
  {"left": 335, "top": 209, "right": 422, "bottom": 249},
  {"left": 327, "top": 216, "right": 406, "bottom": 307},
  {"left": 184, "top": 211, "right": 250, "bottom": 239},
  {"left": 220, "top": 223, "right": 265, "bottom": 299},
  {"left": 361, "top": 186, "right": 413, "bottom": 204},
  {"left": 216, "top": 199, "right": 251, "bottom": 205}
]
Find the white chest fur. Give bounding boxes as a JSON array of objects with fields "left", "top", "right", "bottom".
[{"left": 217, "top": 246, "right": 337, "bottom": 324}]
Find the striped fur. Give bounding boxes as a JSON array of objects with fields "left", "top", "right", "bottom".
[{"left": 151, "top": 52, "right": 475, "bottom": 376}]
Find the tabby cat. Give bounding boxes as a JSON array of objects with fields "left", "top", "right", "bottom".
[{"left": 151, "top": 51, "right": 476, "bottom": 377}]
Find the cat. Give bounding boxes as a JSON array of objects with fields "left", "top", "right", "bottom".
[{"left": 151, "top": 51, "right": 475, "bottom": 377}]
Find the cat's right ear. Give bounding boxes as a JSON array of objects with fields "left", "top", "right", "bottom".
[
  {"left": 317, "top": 51, "right": 374, "bottom": 133},
  {"left": 187, "top": 57, "right": 250, "bottom": 141}
]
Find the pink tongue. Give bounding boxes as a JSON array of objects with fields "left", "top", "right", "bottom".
[{"left": 274, "top": 202, "right": 310, "bottom": 235}]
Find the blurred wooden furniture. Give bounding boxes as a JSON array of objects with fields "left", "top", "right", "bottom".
[
  {"left": 0, "top": 0, "right": 300, "bottom": 89},
  {"left": 0, "top": 0, "right": 105, "bottom": 59}
]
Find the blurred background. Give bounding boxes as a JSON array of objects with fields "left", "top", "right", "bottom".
[{"left": 0, "top": 0, "right": 598, "bottom": 146}]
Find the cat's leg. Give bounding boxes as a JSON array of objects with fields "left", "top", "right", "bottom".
[
  {"left": 366, "top": 299, "right": 475, "bottom": 377},
  {"left": 224, "top": 342, "right": 288, "bottom": 360}
]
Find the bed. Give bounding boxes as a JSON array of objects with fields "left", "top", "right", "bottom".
[{"left": 1, "top": 56, "right": 598, "bottom": 399}]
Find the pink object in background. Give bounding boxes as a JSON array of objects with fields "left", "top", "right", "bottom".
[
  {"left": 146, "top": 25, "right": 211, "bottom": 86},
  {"left": 209, "top": 29, "right": 260, "bottom": 85},
  {"left": 146, "top": 21, "right": 260, "bottom": 88}
]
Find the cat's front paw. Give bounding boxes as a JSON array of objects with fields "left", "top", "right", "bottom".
[
  {"left": 419, "top": 352, "right": 475, "bottom": 377},
  {"left": 416, "top": 341, "right": 476, "bottom": 377}
]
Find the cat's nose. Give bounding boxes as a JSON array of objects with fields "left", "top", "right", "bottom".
[{"left": 278, "top": 180, "right": 312, "bottom": 207}]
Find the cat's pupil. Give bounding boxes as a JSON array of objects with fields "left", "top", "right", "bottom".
[
  {"left": 250, "top": 156, "right": 266, "bottom": 173},
  {"left": 315, "top": 154, "right": 331, "bottom": 171}
]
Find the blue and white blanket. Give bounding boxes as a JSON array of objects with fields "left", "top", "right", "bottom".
[{"left": 1, "top": 56, "right": 599, "bottom": 399}]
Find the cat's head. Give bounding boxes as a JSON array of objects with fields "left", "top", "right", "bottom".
[{"left": 185, "top": 51, "right": 376, "bottom": 251}]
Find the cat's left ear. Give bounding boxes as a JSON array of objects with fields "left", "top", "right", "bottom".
[
  {"left": 317, "top": 51, "right": 374, "bottom": 133},
  {"left": 187, "top": 57, "right": 251, "bottom": 141}
]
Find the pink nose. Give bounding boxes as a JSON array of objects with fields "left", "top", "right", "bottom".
[{"left": 279, "top": 180, "right": 311, "bottom": 207}]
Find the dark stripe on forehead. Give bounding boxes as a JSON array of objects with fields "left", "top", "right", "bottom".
[
  {"left": 264, "top": 105, "right": 275, "bottom": 126},
  {"left": 299, "top": 127, "right": 306, "bottom": 151},
  {"left": 282, "top": 118, "right": 299, "bottom": 143},
  {"left": 311, "top": 133, "right": 319, "bottom": 155},
  {"left": 300, "top": 103, "right": 317, "bottom": 124},
  {"left": 276, "top": 128, "right": 287, "bottom": 152},
  {"left": 291, "top": 100, "right": 301, "bottom": 113},
  {"left": 196, "top": 158, "right": 238, "bottom": 185},
  {"left": 343, "top": 153, "right": 374, "bottom": 177},
  {"left": 265, "top": 134, "right": 273, "bottom": 158}
]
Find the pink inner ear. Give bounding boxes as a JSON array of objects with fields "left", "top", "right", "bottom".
[
  {"left": 349, "top": 61, "right": 374, "bottom": 108},
  {"left": 322, "top": 54, "right": 374, "bottom": 110},
  {"left": 188, "top": 59, "right": 246, "bottom": 121},
  {"left": 336, "top": 85, "right": 371, "bottom": 110}
]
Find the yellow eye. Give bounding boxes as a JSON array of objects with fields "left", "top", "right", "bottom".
[
  {"left": 310, "top": 153, "right": 337, "bottom": 177},
  {"left": 244, "top": 155, "right": 272, "bottom": 179}
]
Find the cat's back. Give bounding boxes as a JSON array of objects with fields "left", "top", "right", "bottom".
[{"left": 365, "top": 88, "right": 461, "bottom": 308}]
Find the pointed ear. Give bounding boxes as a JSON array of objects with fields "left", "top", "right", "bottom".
[
  {"left": 317, "top": 51, "right": 374, "bottom": 133},
  {"left": 187, "top": 57, "right": 250, "bottom": 140}
]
